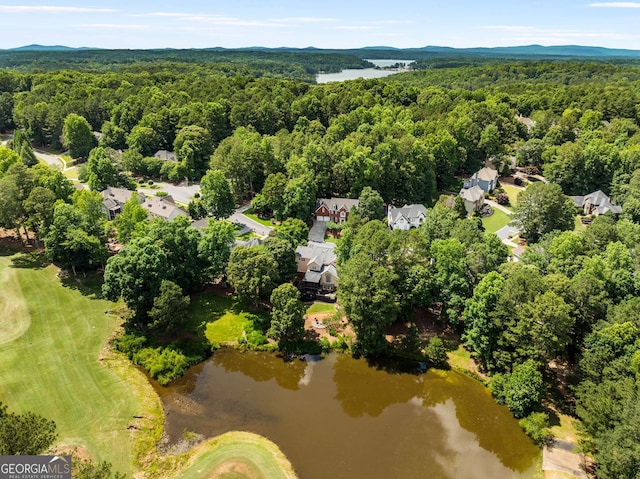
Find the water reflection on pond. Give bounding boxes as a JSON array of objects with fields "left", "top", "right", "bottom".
[{"left": 157, "top": 350, "right": 539, "bottom": 479}]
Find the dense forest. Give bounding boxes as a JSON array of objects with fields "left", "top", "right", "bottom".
[{"left": 1, "top": 55, "right": 640, "bottom": 478}]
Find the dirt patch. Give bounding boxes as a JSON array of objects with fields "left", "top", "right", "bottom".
[
  {"left": 543, "top": 440, "right": 587, "bottom": 479},
  {"left": 303, "top": 312, "right": 353, "bottom": 342},
  {"left": 207, "top": 460, "right": 264, "bottom": 479},
  {"left": 51, "top": 444, "right": 92, "bottom": 462}
]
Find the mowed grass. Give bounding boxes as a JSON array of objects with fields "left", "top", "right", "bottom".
[
  {"left": 501, "top": 184, "right": 523, "bottom": 208},
  {"left": 244, "top": 208, "right": 276, "bottom": 228},
  {"left": 0, "top": 252, "right": 142, "bottom": 475},
  {"left": 482, "top": 207, "right": 512, "bottom": 234},
  {"left": 191, "top": 293, "right": 267, "bottom": 347},
  {"left": 173, "top": 431, "right": 297, "bottom": 479},
  {"left": 305, "top": 302, "right": 336, "bottom": 315}
]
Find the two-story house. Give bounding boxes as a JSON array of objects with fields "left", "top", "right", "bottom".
[
  {"left": 387, "top": 204, "right": 427, "bottom": 230},
  {"left": 314, "top": 198, "right": 360, "bottom": 223}
]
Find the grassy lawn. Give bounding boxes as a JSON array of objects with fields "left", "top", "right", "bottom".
[
  {"left": 305, "top": 302, "right": 336, "bottom": 315},
  {"left": 190, "top": 293, "right": 268, "bottom": 347},
  {"left": 574, "top": 216, "right": 587, "bottom": 233},
  {"left": 482, "top": 207, "right": 512, "bottom": 234},
  {"left": 0, "top": 251, "right": 143, "bottom": 475},
  {"left": 501, "top": 184, "right": 523, "bottom": 208},
  {"left": 244, "top": 208, "right": 276, "bottom": 228},
  {"left": 173, "top": 431, "right": 297, "bottom": 479}
]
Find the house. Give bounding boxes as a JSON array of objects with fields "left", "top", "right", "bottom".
[
  {"left": 387, "top": 204, "right": 427, "bottom": 230},
  {"left": 464, "top": 167, "right": 499, "bottom": 192},
  {"left": 314, "top": 197, "right": 360, "bottom": 223},
  {"left": 459, "top": 186, "right": 485, "bottom": 214},
  {"left": 141, "top": 195, "right": 188, "bottom": 221},
  {"left": 100, "top": 186, "right": 144, "bottom": 220},
  {"left": 570, "top": 190, "right": 622, "bottom": 216},
  {"left": 153, "top": 150, "right": 177, "bottom": 162},
  {"left": 295, "top": 241, "right": 338, "bottom": 293}
]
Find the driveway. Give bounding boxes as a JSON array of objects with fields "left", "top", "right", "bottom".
[
  {"left": 485, "top": 199, "right": 513, "bottom": 215},
  {"left": 34, "top": 149, "right": 65, "bottom": 169},
  {"left": 308, "top": 220, "right": 327, "bottom": 242},
  {"left": 229, "top": 204, "right": 273, "bottom": 237},
  {"left": 138, "top": 181, "right": 201, "bottom": 205}
]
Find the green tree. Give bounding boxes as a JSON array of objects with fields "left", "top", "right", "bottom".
[
  {"left": 357, "top": 187, "right": 385, "bottom": 221},
  {"left": 126, "top": 125, "right": 159, "bottom": 157},
  {"left": 226, "top": 246, "right": 278, "bottom": 305},
  {"left": 86, "top": 147, "right": 131, "bottom": 191},
  {"left": 99, "top": 120, "right": 127, "bottom": 150},
  {"left": 102, "top": 236, "right": 169, "bottom": 323},
  {"left": 261, "top": 172, "right": 287, "bottom": 220},
  {"left": 0, "top": 145, "right": 20, "bottom": 177},
  {"left": 148, "top": 280, "right": 190, "bottom": 332},
  {"left": 338, "top": 253, "right": 399, "bottom": 356},
  {"left": 513, "top": 182, "right": 575, "bottom": 243},
  {"left": 199, "top": 169, "right": 235, "bottom": 219},
  {"left": 63, "top": 113, "right": 97, "bottom": 159},
  {"left": 430, "top": 238, "right": 470, "bottom": 326},
  {"left": 198, "top": 219, "right": 236, "bottom": 281},
  {"left": 462, "top": 271, "right": 505, "bottom": 370},
  {"left": 489, "top": 360, "right": 543, "bottom": 418},
  {"left": 24, "top": 186, "right": 57, "bottom": 241},
  {"left": 275, "top": 218, "right": 308, "bottom": 248},
  {"left": 282, "top": 174, "right": 317, "bottom": 221},
  {"left": 174, "top": 125, "right": 213, "bottom": 178},
  {"left": 114, "top": 195, "right": 147, "bottom": 243},
  {"left": 262, "top": 236, "right": 297, "bottom": 284},
  {"left": 0, "top": 402, "right": 57, "bottom": 455},
  {"left": 268, "top": 283, "right": 306, "bottom": 346}
]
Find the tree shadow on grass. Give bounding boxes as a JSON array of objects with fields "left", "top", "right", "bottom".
[
  {"left": 59, "top": 271, "right": 105, "bottom": 299},
  {"left": 9, "top": 251, "right": 48, "bottom": 269}
]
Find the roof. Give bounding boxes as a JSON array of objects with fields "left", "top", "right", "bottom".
[
  {"left": 570, "top": 190, "right": 622, "bottom": 215},
  {"left": 154, "top": 150, "right": 177, "bottom": 162},
  {"left": 141, "top": 195, "right": 188, "bottom": 220},
  {"left": 460, "top": 185, "right": 485, "bottom": 202},
  {"left": 101, "top": 186, "right": 142, "bottom": 206},
  {"left": 476, "top": 167, "right": 499, "bottom": 182},
  {"left": 316, "top": 197, "right": 360, "bottom": 213},
  {"left": 303, "top": 263, "right": 338, "bottom": 284},
  {"left": 388, "top": 204, "right": 427, "bottom": 224},
  {"left": 296, "top": 242, "right": 337, "bottom": 271}
]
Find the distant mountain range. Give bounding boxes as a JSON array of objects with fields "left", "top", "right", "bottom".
[{"left": 6, "top": 43, "right": 640, "bottom": 59}]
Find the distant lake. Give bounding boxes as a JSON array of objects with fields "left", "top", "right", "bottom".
[{"left": 316, "top": 58, "right": 415, "bottom": 83}]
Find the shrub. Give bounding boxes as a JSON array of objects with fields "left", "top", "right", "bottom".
[
  {"left": 519, "top": 412, "right": 549, "bottom": 444},
  {"left": 496, "top": 193, "right": 510, "bottom": 205},
  {"left": 133, "top": 347, "right": 189, "bottom": 385},
  {"left": 425, "top": 337, "right": 448, "bottom": 367},
  {"left": 489, "top": 360, "right": 543, "bottom": 418},
  {"left": 112, "top": 333, "right": 146, "bottom": 359},
  {"left": 246, "top": 330, "right": 268, "bottom": 348}
]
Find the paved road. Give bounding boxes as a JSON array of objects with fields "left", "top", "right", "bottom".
[
  {"left": 229, "top": 203, "right": 273, "bottom": 237},
  {"left": 34, "top": 149, "right": 65, "bottom": 169}
]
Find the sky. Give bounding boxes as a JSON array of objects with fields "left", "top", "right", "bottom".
[{"left": 3, "top": 1, "right": 640, "bottom": 50}]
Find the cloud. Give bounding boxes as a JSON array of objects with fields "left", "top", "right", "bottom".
[
  {"left": 483, "top": 24, "right": 640, "bottom": 41},
  {"left": 78, "top": 24, "right": 152, "bottom": 30},
  {"left": 0, "top": 5, "right": 116, "bottom": 13},
  {"left": 482, "top": 25, "right": 538, "bottom": 32},
  {"left": 333, "top": 25, "right": 377, "bottom": 30},
  {"left": 269, "top": 17, "right": 339, "bottom": 23},
  {"left": 589, "top": 2, "right": 640, "bottom": 7},
  {"left": 178, "top": 15, "right": 285, "bottom": 28}
]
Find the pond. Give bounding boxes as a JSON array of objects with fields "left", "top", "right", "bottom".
[
  {"left": 316, "top": 58, "right": 415, "bottom": 83},
  {"left": 156, "top": 350, "right": 539, "bottom": 479}
]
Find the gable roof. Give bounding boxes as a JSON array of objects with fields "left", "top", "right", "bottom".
[
  {"left": 571, "top": 190, "right": 622, "bottom": 215},
  {"left": 296, "top": 242, "right": 337, "bottom": 269},
  {"left": 476, "top": 167, "right": 499, "bottom": 182},
  {"left": 101, "top": 186, "right": 142, "bottom": 206},
  {"left": 141, "top": 195, "right": 188, "bottom": 220},
  {"left": 154, "top": 150, "right": 177, "bottom": 162},
  {"left": 388, "top": 204, "right": 427, "bottom": 224},
  {"left": 460, "top": 185, "right": 485, "bottom": 202},
  {"left": 315, "top": 197, "right": 360, "bottom": 213}
]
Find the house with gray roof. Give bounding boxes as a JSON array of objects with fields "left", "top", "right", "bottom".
[
  {"left": 141, "top": 195, "right": 188, "bottom": 221},
  {"left": 459, "top": 185, "right": 485, "bottom": 214},
  {"left": 153, "top": 150, "right": 177, "bottom": 162},
  {"left": 314, "top": 197, "right": 360, "bottom": 223},
  {"left": 295, "top": 241, "right": 338, "bottom": 293},
  {"left": 570, "top": 190, "right": 622, "bottom": 216},
  {"left": 100, "top": 186, "right": 144, "bottom": 220},
  {"left": 387, "top": 204, "right": 427, "bottom": 230},
  {"left": 464, "top": 167, "right": 499, "bottom": 192}
]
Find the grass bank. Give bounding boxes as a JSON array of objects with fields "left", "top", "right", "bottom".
[
  {"left": 172, "top": 431, "right": 298, "bottom": 479},
  {"left": 482, "top": 206, "right": 512, "bottom": 234},
  {"left": 0, "top": 251, "right": 145, "bottom": 475}
]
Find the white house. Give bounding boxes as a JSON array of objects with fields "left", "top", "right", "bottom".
[{"left": 387, "top": 204, "right": 427, "bottom": 230}]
